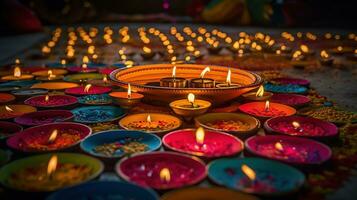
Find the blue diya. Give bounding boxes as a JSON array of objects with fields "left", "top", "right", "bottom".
[
  {"left": 11, "top": 88, "right": 48, "bottom": 97},
  {"left": 71, "top": 106, "right": 126, "bottom": 124},
  {"left": 63, "top": 73, "right": 104, "bottom": 83},
  {"left": 46, "top": 181, "right": 159, "bottom": 200},
  {"left": 80, "top": 130, "right": 161, "bottom": 158},
  {"left": 208, "top": 157, "right": 305, "bottom": 196},
  {"left": 77, "top": 94, "right": 112, "bottom": 105},
  {"left": 112, "top": 63, "right": 127, "bottom": 68},
  {"left": 264, "top": 83, "right": 308, "bottom": 94}
]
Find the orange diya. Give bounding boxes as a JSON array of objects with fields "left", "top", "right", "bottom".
[
  {"left": 0, "top": 105, "right": 36, "bottom": 120},
  {"left": 1, "top": 65, "right": 34, "bottom": 81},
  {"left": 109, "top": 83, "right": 144, "bottom": 109},
  {"left": 239, "top": 101, "right": 296, "bottom": 120},
  {"left": 170, "top": 93, "right": 211, "bottom": 120}
]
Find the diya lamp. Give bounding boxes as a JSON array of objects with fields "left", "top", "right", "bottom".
[
  {"left": 68, "top": 64, "right": 97, "bottom": 73},
  {"left": 65, "top": 84, "right": 111, "bottom": 96},
  {"left": 141, "top": 46, "right": 155, "bottom": 60},
  {"left": 242, "top": 85, "right": 273, "bottom": 101},
  {"left": 31, "top": 82, "right": 79, "bottom": 91},
  {"left": 109, "top": 83, "right": 144, "bottom": 109},
  {"left": 319, "top": 50, "right": 334, "bottom": 65},
  {"left": 24, "top": 94, "right": 78, "bottom": 109},
  {"left": 160, "top": 66, "right": 187, "bottom": 88},
  {"left": 0, "top": 104, "right": 37, "bottom": 120},
  {"left": 1, "top": 65, "right": 34, "bottom": 81},
  {"left": 87, "top": 75, "right": 111, "bottom": 86},
  {"left": 33, "top": 69, "right": 67, "bottom": 81},
  {"left": 170, "top": 93, "right": 211, "bottom": 120},
  {"left": 163, "top": 127, "right": 244, "bottom": 159},
  {"left": 239, "top": 100, "right": 296, "bottom": 121},
  {"left": 190, "top": 67, "right": 215, "bottom": 88},
  {"left": 216, "top": 68, "right": 240, "bottom": 88},
  {"left": 11, "top": 88, "right": 48, "bottom": 100}
]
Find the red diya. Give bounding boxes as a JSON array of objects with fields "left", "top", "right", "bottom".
[
  {"left": 14, "top": 110, "right": 74, "bottom": 126},
  {"left": 271, "top": 78, "right": 310, "bottom": 87},
  {"left": 116, "top": 152, "right": 207, "bottom": 190},
  {"left": 0, "top": 121, "right": 22, "bottom": 139},
  {"left": 24, "top": 95, "right": 78, "bottom": 108},
  {"left": 163, "top": 128, "right": 244, "bottom": 158},
  {"left": 7, "top": 122, "right": 91, "bottom": 152},
  {"left": 239, "top": 101, "right": 296, "bottom": 120},
  {"left": 270, "top": 93, "right": 311, "bottom": 107},
  {"left": 0, "top": 105, "right": 37, "bottom": 120},
  {"left": 67, "top": 64, "right": 97, "bottom": 73},
  {"left": 65, "top": 84, "right": 111, "bottom": 96},
  {"left": 245, "top": 135, "right": 332, "bottom": 165},
  {"left": 264, "top": 116, "right": 338, "bottom": 139},
  {"left": 0, "top": 93, "right": 15, "bottom": 104}
]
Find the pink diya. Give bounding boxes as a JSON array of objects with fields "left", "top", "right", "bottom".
[
  {"left": 65, "top": 84, "right": 111, "bottom": 96},
  {"left": 245, "top": 135, "right": 332, "bottom": 165},
  {"left": 116, "top": 152, "right": 207, "bottom": 190},
  {"left": 0, "top": 105, "right": 37, "bottom": 120},
  {"left": 271, "top": 93, "right": 311, "bottom": 107},
  {"left": 239, "top": 101, "right": 296, "bottom": 120},
  {"left": 67, "top": 64, "right": 97, "bottom": 73},
  {"left": 14, "top": 110, "right": 74, "bottom": 126},
  {"left": 24, "top": 94, "right": 78, "bottom": 108},
  {"left": 163, "top": 128, "right": 244, "bottom": 158},
  {"left": 7, "top": 122, "right": 91, "bottom": 152},
  {"left": 0, "top": 93, "right": 15, "bottom": 104},
  {"left": 264, "top": 116, "right": 338, "bottom": 139},
  {"left": 271, "top": 78, "right": 310, "bottom": 87},
  {"left": 0, "top": 121, "right": 22, "bottom": 139}
]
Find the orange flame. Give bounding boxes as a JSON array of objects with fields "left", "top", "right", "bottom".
[
  {"left": 195, "top": 127, "right": 205, "bottom": 145},
  {"left": 47, "top": 155, "right": 58, "bottom": 176},
  {"left": 241, "top": 164, "right": 256, "bottom": 181},
  {"left": 187, "top": 93, "right": 195, "bottom": 104},
  {"left": 292, "top": 121, "right": 300, "bottom": 129},
  {"left": 84, "top": 84, "right": 92, "bottom": 93},
  {"left": 147, "top": 114, "right": 152, "bottom": 123},
  {"left": 172, "top": 66, "right": 176, "bottom": 78},
  {"left": 275, "top": 142, "right": 283, "bottom": 151},
  {"left": 14, "top": 67, "right": 21, "bottom": 77},
  {"left": 256, "top": 85, "right": 265, "bottom": 97},
  {"left": 82, "top": 63, "right": 88, "bottom": 69},
  {"left": 226, "top": 68, "right": 231, "bottom": 85},
  {"left": 5, "top": 106, "right": 13, "bottom": 112},
  {"left": 200, "top": 67, "right": 210, "bottom": 78},
  {"left": 103, "top": 76, "right": 108, "bottom": 83},
  {"left": 127, "top": 83, "right": 131, "bottom": 99},
  {"left": 160, "top": 168, "right": 171, "bottom": 182},
  {"left": 265, "top": 100, "right": 270, "bottom": 112},
  {"left": 45, "top": 95, "right": 49, "bottom": 102},
  {"left": 48, "top": 129, "right": 58, "bottom": 143}
]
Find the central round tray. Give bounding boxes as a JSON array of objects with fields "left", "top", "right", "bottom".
[{"left": 110, "top": 64, "right": 262, "bottom": 106}]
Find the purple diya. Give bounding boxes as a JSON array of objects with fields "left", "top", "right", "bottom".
[
  {"left": 65, "top": 85, "right": 111, "bottom": 96},
  {"left": 271, "top": 77, "right": 310, "bottom": 87},
  {"left": 245, "top": 135, "right": 332, "bottom": 165},
  {"left": 270, "top": 93, "right": 310, "bottom": 107},
  {"left": 14, "top": 110, "right": 74, "bottom": 126},
  {"left": 116, "top": 151, "right": 207, "bottom": 190},
  {"left": 163, "top": 128, "right": 244, "bottom": 158},
  {"left": 7, "top": 122, "right": 91, "bottom": 152},
  {"left": 24, "top": 95, "right": 78, "bottom": 108},
  {"left": 0, "top": 121, "right": 22, "bottom": 139},
  {"left": 264, "top": 116, "right": 338, "bottom": 139}
]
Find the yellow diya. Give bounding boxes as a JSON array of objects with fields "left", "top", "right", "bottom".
[
  {"left": 0, "top": 105, "right": 37, "bottom": 120},
  {"left": 170, "top": 93, "right": 211, "bottom": 119}
]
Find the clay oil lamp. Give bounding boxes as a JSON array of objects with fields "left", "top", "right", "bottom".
[
  {"left": 215, "top": 68, "right": 240, "bottom": 88},
  {"left": 208, "top": 157, "right": 305, "bottom": 196},
  {"left": 116, "top": 152, "right": 206, "bottom": 190},
  {"left": 87, "top": 75, "right": 111, "bottom": 87},
  {"left": 68, "top": 64, "right": 97, "bottom": 73},
  {"left": 242, "top": 85, "right": 273, "bottom": 101},
  {"left": 24, "top": 94, "right": 78, "bottom": 109},
  {"left": 239, "top": 101, "right": 296, "bottom": 121},
  {"left": 65, "top": 84, "right": 111, "bottom": 96},
  {"left": 64, "top": 73, "right": 105, "bottom": 83},
  {"left": 163, "top": 127, "right": 244, "bottom": 159},
  {"left": 33, "top": 69, "right": 67, "bottom": 81},
  {"left": 14, "top": 110, "right": 74, "bottom": 126},
  {"left": 7, "top": 122, "right": 91, "bottom": 152},
  {"left": 71, "top": 106, "right": 126, "bottom": 124},
  {"left": 0, "top": 105, "right": 36, "bottom": 120},
  {"left": 319, "top": 50, "right": 334, "bottom": 65},
  {"left": 160, "top": 66, "right": 187, "bottom": 88},
  {"left": 119, "top": 113, "right": 182, "bottom": 135},
  {"left": 245, "top": 135, "right": 332, "bottom": 166},
  {"left": 141, "top": 46, "right": 155, "bottom": 60},
  {"left": 170, "top": 93, "right": 211, "bottom": 120},
  {"left": 0, "top": 93, "right": 15, "bottom": 104},
  {"left": 109, "top": 83, "right": 144, "bottom": 109},
  {"left": 190, "top": 67, "right": 214, "bottom": 88},
  {"left": 0, "top": 121, "right": 22, "bottom": 140},
  {"left": 264, "top": 116, "right": 338, "bottom": 140},
  {"left": 195, "top": 113, "right": 260, "bottom": 139},
  {"left": 31, "top": 82, "right": 79, "bottom": 91},
  {"left": 0, "top": 153, "right": 103, "bottom": 192},
  {"left": 1, "top": 65, "right": 34, "bottom": 81},
  {"left": 270, "top": 93, "right": 311, "bottom": 107}
]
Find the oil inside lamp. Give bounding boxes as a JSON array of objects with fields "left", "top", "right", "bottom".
[
  {"left": 241, "top": 164, "right": 256, "bottom": 182},
  {"left": 265, "top": 101, "right": 270, "bottom": 112},
  {"left": 5, "top": 105, "right": 13, "bottom": 112},
  {"left": 274, "top": 142, "right": 284, "bottom": 152},
  {"left": 84, "top": 84, "right": 92, "bottom": 93},
  {"left": 48, "top": 129, "right": 58, "bottom": 144},
  {"left": 160, "top": 168, "right": 171, "bottom": 183},
  {"left": 47, "top": 155, "right": 58, "bottom": 178},
  {"left": 127, "top": 83, "right": 132, "bottom": 99}
]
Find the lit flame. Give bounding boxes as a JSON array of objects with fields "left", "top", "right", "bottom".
[
  {"left": 125, "top": 84, "right": 132, "bottom": 100},
  {"left": 82, "top": 63, "right": 88, "bottom": 69},
  {"left": 14, "top": 67, "right": 21, "bottom": 78},
  {"left": 147, "top": 114, "right": 152, "bottom": 123},
  {"left": 15, "top": 59, "right": 20, "bottom": 65},
  {"left": 320, "top": 50, "right": 329, "bottom": 58},
  {"left": 292, "top": 121, "right": 300, "bottom": 129},
  {"left": 61, "top": 59, "right": 66, "bottom": 65},
  {"left": 47, "top": 70, "right": 53, "bottom": 76},
  {"left": 200, "top": 67, "right": 210, "bottom": 78},
  {"left": 103, "top": 76, "right": 108, "bottom": 83},
  {"left": 265, "top": 100, "right": 270, "bottom": 112},
  {"left": 5, "top": 106, "right": 13, "bottom": 112},
  {"left": 82, "top": 55, "right": 89, "bottom": 64},
  {"left": 84, "top": 84, "right": 92, "bottom": 93},
  {"left": 45, "top": 95, "right": 49, "bottom": 102},
  {"left": 275, "top": 142, "right": 283, "bottom": 151},
  {"left": 300, "top": 45, "right": 309, "bottom": 53},
  {"left": 256, "top": 85, "right": 265, "bottom": 97},
  {"left": 160, "top": 168, "right": 171, "bottom": 182},
  {"left": 195, "top": 127, "right": 205, "bottom": 145},
  {"left": 172, "top": 66, "right": 176, "bottom": 78},
  {"left": 188, "top": 93, "right": 195, "bottom": 104},
  {"left": 47, "top": 155, "right": 58, "bottom": 176},
  {"left": 337, "top": 46, "right": 343, "bottom": 51},
  {"left": 143, "top": 46, "right": 152, "bottom": 54},
  {"left": 241, "top": 164, "right": 256, "bottom": 181},
  {"left": 226, "top": 68, "right": 231, "bottom": 85},
  {"left": 48, "top": 129, "right": 58, "bottom": 143}
]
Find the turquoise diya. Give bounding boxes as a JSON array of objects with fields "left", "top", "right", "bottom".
[
  {"left": 11, "top": 88, "right": 48, "bottom": 98},
  {"left": 77, "top": 94, "right": 112, "bottom": 105},
  {"left": 63, "top": 73, "right": 104, "bottom": 83},
  {"left": 264, "top": 83, "right": 308, "bottom": 94},
  {"left": 71, "top": 106, "right": 126, "bottom": 124},
  {"left": 0, "top": 153, "right": 103, "bottom": 192},
  {"left": 0, "top": 80, "right": 40, "bottom": 88},
  {"left": 80, "top": 130, "right": 161, "bottom": 158},
  {"left": 47, "top": 181, "right": 159, "bottom": 200},
  {"left": 208, "top": 157, "right": 305, "bottom": 196}
]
